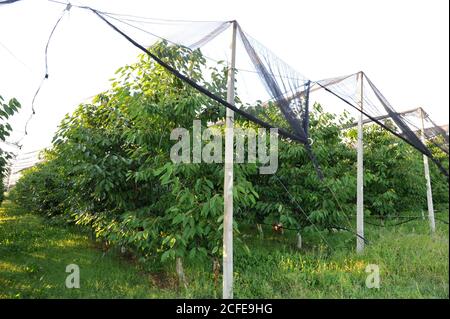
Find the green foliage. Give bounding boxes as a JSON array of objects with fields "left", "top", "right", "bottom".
[
  {"left": 240, "top": 103, "right": 357, "bottom": 232},
  {"left": 0, "top": 94, "right": 21, "bottom": 202},
  {"left": 427, "top": 138, "right": 449, "bottom": 207},
  {"left": 8, "top": 153, "right": 67, "bottom": 218},
  {"left": 9, "top": 40, "right": 449, "bottom": 278},
  {"left": 10, "top": 42, "right": 253, "bottom": 265},
  {"left": 350, "top": 123, "right": 427, "bottom": 217},
  {"left": 0, "top": 94, "right": 20, "bottom": 141}
]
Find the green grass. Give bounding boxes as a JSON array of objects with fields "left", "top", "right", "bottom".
[
  {"left": 0, "top": 202, "right": 176, "bottom": 298},
  {"left": 0, "top": 200, "right": 448, "bottom": 298}
]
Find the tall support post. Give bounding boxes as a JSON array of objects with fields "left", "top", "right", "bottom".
[
  {"left": 356, "top": 71, "right": 365, "bottom": 253},
  {"left": 223, "top": 21, "right": 237, "bottom": 299},
  {"left": 419, "top": 108, "right": 436, "bottom": 233}
]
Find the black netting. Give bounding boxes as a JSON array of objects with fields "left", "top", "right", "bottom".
[
  {"left": 314, "top": 72, "right": 449, "bottom": 178},
  {"left": 400, "top": 108, "right": 449, "bottom": 155},
  {"left": 236, "top": 27, "right": 322, "bottom": 178},
  {"left": 85, "top": 10, "right": 319, "bottom": 173},
  {"left": 4, "top": 2, "right": 448, "bottom": 181}
]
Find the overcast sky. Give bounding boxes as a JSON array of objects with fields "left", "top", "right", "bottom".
[{"left": 0, "top": 0, "right": 449, "bottom": 153}]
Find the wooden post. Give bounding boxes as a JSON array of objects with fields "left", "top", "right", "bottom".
[
  {"left": 223, "top": 21, "right": 237, "bottom": 299},
  {"left": 356, "top": 71, "right": 365, "bottom": 253},
  {"left": 419, "top": 108, "right": 436, "bottom": 233}
]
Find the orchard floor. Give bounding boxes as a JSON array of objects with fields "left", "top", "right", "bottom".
[{"left": 0, "top": 200, "right": 448, "bottom": 298}]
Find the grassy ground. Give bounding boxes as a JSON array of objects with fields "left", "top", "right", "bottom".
[
  {"left": 0, "top": 200, "right": 448, "bottom": 298},
  {"left": 0, "top": 202, "right": 174, "bottom": 298}
]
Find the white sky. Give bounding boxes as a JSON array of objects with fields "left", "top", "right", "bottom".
[{"left": 0, "top": 0, "right": 449, "bottom": 154}]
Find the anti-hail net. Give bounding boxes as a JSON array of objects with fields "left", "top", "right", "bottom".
[
  {"left": 3, "top": 2, "right": 448, "bottom": 180},
  {"left": 3, "top": 149, "right": 43, "bottom": 189},
  {"left": 400, "top": 108, "right": 449, "bottom": 154},
  {"left": 93, "top": 11, "right": 314, "bottom": 143},
  {"left": 36, "top": 5, "right": 317, "bottom": 172},
  {"left": 313, "top": 72, "right": 449, "bottom": 177},
  {"left": 86, "top": 9, "right": 449, "bottom": 179},
  {"left": 345, "top": 107, "right": 449, "bottom": 155}
]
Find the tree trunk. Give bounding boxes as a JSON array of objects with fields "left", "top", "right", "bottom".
[
  {"left": 213, "top": 257, "right": 220, "bottom": 290},
  {"left": 176, "top": 257, "right": 187, "bottom": 289},
  {"left": 256, "top": 223, "right": 264, "bottom": 239}
]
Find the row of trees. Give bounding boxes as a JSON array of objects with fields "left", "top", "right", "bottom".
[{"left": 8, "top": 42, "right": 449, "bottom": 272}]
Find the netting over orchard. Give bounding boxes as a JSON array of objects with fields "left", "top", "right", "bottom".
[{"left": 3, "top": 1, "right": 449, "bottom": 180}]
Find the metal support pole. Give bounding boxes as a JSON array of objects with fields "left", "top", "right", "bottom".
[
  {"left": 419, "top": 108, "right": 436, "bottom": 233},
  {"left": 223, "top": 21, "right": 237, "bottom": 299},
  {"left": 356, "top": 71, "right": 365, "bottom": 253}
]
